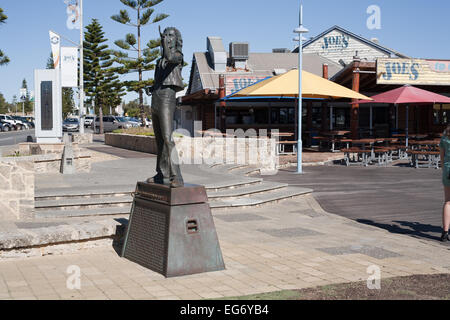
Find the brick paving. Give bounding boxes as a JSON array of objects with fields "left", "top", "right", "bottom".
[{"left": 0, "top": 195, "right": 449, "bottom": 300}]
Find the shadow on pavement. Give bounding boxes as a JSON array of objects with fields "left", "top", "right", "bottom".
[{"left": 357, "top": 219, "right": 443, "bottom": 242}]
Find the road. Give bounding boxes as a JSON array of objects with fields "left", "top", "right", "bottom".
[
  {"left": 262, "top": 165, "right": 445, "bottom": 242},
  {"left": 0, "top": 129, "right": 35, "bottom": 146}
]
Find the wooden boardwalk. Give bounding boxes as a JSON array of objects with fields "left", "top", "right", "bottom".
[{"left": 263, "top": 165, "right": 444, "bottom": 242}]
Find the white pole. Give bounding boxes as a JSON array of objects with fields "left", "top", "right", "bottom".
[
  {"left": 79, "top": 0, "right": 85, "bottom": 134},
  {"left": 406, "top": 104, "right": 409, "bottom": 148},
  {"left": 296, "top": 5, "right": 305, "bottom": 174}
]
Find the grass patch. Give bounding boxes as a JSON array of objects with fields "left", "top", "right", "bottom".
[
  {"left": 112, "top": 127, "right": 184, "bottom": 138},
  {"left": 215, "top": 274, "right": 450, "bottom": 300},
  {"left": 4, "top": 151, "right": 23, "bottom": 157},
  {"left": 112, "top": 128, "right": 155, "bottom": 136}
]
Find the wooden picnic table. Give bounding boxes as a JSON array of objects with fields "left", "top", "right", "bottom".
[
  {"left": 351, "top": 138, "right": 388, "bottom": 161},
  {"left": 270, "top": 132, "right": 294, "bottom": 139},
  {"left": 409, "top": 140, "right": 440, "bottom": 145},
  {"left": 318, "top": 131, "right": 351, "bottom": 152}
]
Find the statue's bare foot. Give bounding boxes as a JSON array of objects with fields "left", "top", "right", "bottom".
[
  {"left": 146, "top": 174, "right": 164, "bottom": 184},
  {"left": 170, "top": 178, "right": 184, "bottom": 188}
]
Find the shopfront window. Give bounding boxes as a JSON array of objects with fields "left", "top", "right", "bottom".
[
  {"left": 443, "top": 104, "right": 450, "bottom": 125},
  {"left": 433, "top": 104, "right": 440, "bottom": 125},
  {"left": 271, "top": 107, "right": 295, "bottom": 125},
  {"left": 254, "top": 108, "right": 268, "bottom": 124}
]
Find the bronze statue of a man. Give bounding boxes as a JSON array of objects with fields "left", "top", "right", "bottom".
[{"left": 146, "top": 27, "right": 184, "bottom": 188}]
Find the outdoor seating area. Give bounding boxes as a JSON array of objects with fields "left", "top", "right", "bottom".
[{"left": 310, "top": 131, "right": 442, "bottom": 168}]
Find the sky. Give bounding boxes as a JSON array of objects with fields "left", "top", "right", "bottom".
[{"left": 0, "top": 0, "right": 449, "bottom": 104}]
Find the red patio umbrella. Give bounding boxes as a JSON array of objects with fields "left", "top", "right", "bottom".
[{"left": 354, "top": 85, "right": 450, "bottom": 146}]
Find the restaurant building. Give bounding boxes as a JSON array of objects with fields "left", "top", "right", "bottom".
[
  {"left": 297, "top": 25, "right": 450, "bottom": 138},
  {"left": 180, "top": 36, "right": 341, "bottom": 137},
  {"left": 181, "top": 26, "right": 450, "bottom": 141}
]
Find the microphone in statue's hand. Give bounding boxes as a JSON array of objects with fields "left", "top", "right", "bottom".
[
  {"left": 145, "top": 86, "right": 154, "bottom": 96},
  {"left": 159, "top": 26, "right": 164, "bottom": 39}
]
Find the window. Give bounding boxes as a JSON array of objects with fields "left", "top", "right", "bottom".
[
  {"left": 271, "top": 109, "right": 279, "bottom": 124},
  {"left": 288, "top": 108, "right": 295, "bottom": 124},
  {"left": 279, "top": 108, "right": 288, "bottom": 124}
]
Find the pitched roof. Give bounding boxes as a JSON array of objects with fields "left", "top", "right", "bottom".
[
  {"left": 295, "top": 25, "right": 409, "bottom": 58},
  {"left": 187, "top": 51, "right": 342, "bottom": 95}
]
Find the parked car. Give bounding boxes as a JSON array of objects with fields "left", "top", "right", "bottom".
[
  {"left": 63, "top": 118, "right": 80, "bottom": 132},
  {"left": 0, "top": 115, "right": 21, "bottom": 130},
  {"left": 91, "top": 115, "right": 129, "bottom": 133},
  {"left": 0, "top": 119, "right": 13, "bottom": 132},
  {"left": 84, "top": 115, "right": 96, "bottom": 128},
  {"left": 145, "top": 118, "right": 152, "bottom": 127},
  {"left": 116, "top": 116, "right": 134, "bottom": 129},
  {"left": 11, "top": 116, "right": 32, "bottom": 129},
  {"left": 18, "top": 116, "right": 35, "bottom": 128},
  {"left": 124, "top": 116, "right": 140, "bottom": 127}
]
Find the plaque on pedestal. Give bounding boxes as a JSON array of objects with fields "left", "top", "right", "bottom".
[{"left": 121, "top": 182, "right": 225, "bottom": 278}]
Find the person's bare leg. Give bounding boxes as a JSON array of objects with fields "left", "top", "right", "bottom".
[{"left": 443, "top": 186, "right": 450, "bottom": 232}]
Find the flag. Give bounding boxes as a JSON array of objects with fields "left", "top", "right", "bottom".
[
  {"left": 65, "top": 0, "right": 81, "bottom": 30},
  {"left": 49, "top": 31, "right": 61, "bottom": 69},
  {"left": 61, "top": 47, "right": 78, "bottom": 87}
]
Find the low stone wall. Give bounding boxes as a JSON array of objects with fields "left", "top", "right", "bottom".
[
  {"left": 18, "top": 143, "right": 76, "bottom": 156},
  {"left": 16, "top": 143, "right": 91, "bottom": 174},
  {"left": 0, "top": 158, "right": 34, "bottom": 220},
  {"left": 71, "top": 133, "right": 93, "bottom": 144},
  {"left": 0, "top": 151, "right": 91, "bottom": 220},
  {"left": 33, "top": 153, "right": 91, "bottom": 174},
  {"left": 105, "top": 133, "right": 278, "bottom": 173},
  {"left": 105, "top": 133, "right": 157, "bottom": 154}
]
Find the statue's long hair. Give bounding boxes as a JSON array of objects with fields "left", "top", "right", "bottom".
[{"left": 163, "top": 27, "right": 183, "bottom": 64}]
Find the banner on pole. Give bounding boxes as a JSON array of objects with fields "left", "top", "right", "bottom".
[
  {"left": 64, "top": 0, "right": 81, "bottom": 30},
  {"left": 19, "top": 88, "right": 27, "bottom": 102},
  {"left": 49, "top": 31, "right": 61, "bottom": 69},
  {"left": 61, "top": 47, "right": 78, "bottom": 87}
]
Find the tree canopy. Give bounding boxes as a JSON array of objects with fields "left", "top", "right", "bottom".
[
  {"left": 84, "top": 19, "right": 125, "bottom": 116},
  {"left": 111, "top": 0, "right": 168, "bottom": 121},
  {"left": 0, "top": 7, "right": 9, "bottom": 65}
]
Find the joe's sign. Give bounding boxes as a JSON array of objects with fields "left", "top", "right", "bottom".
[
  {"left": 321, "top": 34, "right": 350, "bottom": 51},
  {"left": 377, "top": 58, "right": 450, "bottom": 86},
  {"left": 226, "top": 76, "right": 268, "bottom": 96}
]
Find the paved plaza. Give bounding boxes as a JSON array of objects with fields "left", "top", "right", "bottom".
[
  {"left": 0, "top": 194, "right": 449, "bottom": 300},
  {"left": 0, "top": 144, "right": 449, "bottom": 300}
]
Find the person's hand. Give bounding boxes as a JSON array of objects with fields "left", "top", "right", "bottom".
[
  {"left": 145, "top": 86, "right": 153, "bottom": 96},
  {"left": 159, "top": 26, "right": 164, "bottom": 41}
]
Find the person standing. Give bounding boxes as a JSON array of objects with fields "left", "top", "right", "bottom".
[
  {"left": 145, "top": 27, "right": 184, "bottom": 188},
  {"left": 439, "top": 126, "right": 450, "bottom": 242}
]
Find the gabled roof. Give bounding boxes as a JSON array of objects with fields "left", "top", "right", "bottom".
[
  {"left": 295, "top": 25, "right": 409, "bottom": 59},
  {"left": 186, "top": 51, "right": 342, "bottom": 95}
]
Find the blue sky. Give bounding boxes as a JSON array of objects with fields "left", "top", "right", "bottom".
[{"left": 0, "top": 0, "right": 449, "bottom": 103}]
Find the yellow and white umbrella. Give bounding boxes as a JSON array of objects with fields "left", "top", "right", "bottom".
[{"left": 233, "top": 69, "right": 372, "bottom": 100}]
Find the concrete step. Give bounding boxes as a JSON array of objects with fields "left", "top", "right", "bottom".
[
  {"left": 34, "top": 195, "right": 133, "bottom": 212},
  {"left": 34, "top": 186, "right": 312, "bottom": 218},
  {"left": 202, "top": 177, "right": 263, "bottom": 190},
  {"left": 228, "top": 165, "right": 260, "bottom": 176},
  {"left": 207, "top": 181, "right": 288, "bottom": 200},
  {"left": 35, "top": 185, "right": 135, "bottom": 200},
  {"left": 209, "top": 186, "right": 313, "bottom": 209},
  {"left": 35, "top": 206, "right": 132, "bottom": 219}
]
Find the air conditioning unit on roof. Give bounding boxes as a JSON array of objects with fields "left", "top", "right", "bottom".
[{"left": 229, "top": 42, "right": 249, "bottom": 60}]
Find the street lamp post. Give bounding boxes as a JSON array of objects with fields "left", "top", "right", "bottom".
[
  {"left": 78, "top": 0, "right": 85, "bottom": 134},
  {"left": 293, "top": 4, "right": 308, "bottom": 174}
]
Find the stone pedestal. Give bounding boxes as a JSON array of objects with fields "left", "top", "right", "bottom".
[{"left": 122, "top": 182, "right": 225, "bottom": 278}]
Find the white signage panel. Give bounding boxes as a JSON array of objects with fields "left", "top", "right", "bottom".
[{"left": 61, "top": 47, "right": 78, "bottom": 87}]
